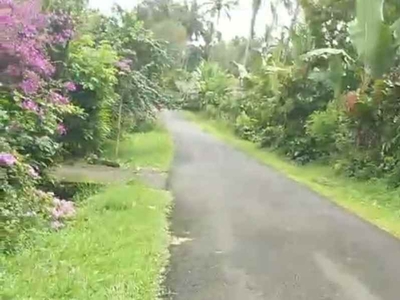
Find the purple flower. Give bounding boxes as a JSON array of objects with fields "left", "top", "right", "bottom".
[
  {"left": 21, "top": 99, "right": 39, "bottom": 112},
  {"left": 49, "top": 12, "right": 75, "bottom": 44},
  {"left": 63, "top": 81, "right": 76, "bottom": 92},
  {"left": 56, "top": 123, "right": 67, "bottom": 135},
  {"left": 51, "top": 198, "right": 76, "bottom": 220},
  {"left": 0, "top": 152, "right": 17, "bottom": 167},
  {"left": 20, "top": 71, "right": 41, "bottom": 94},
  {"left": 49, "top": 92, "right": 69, "bottom": 105},
  {"left": 59, "top": 200, "right": 76, "bottom": 217}
]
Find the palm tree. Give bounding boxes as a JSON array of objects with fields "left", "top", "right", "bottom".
[
  {"left": 181, "top": 0, "right": 204, "bottom": 41},
  {"left": 203, "top": 0, "right": 239, "bottom": 26},
  {"left": 263, "top": 0, "right": 300, "bottom": 48},
  {"left": 243, "top": 0, "right": 262, "bottom": 67}
]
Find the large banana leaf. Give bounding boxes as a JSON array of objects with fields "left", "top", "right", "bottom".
[{"left": 349, "top": 0, "right": 395, "bottom": 77}]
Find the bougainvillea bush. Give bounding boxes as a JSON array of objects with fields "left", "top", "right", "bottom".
[
  {"left": 0, "top": 0, "right": 79, "bottom": 252},
  {"left": 1, "top": 0, "right": 173, "bottom": 252}
]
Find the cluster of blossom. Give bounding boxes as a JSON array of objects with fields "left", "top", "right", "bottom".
[
  {"left": 31, "top": 190, "right": 76, "bottom": 230},
  {"left": 20, "top": 71, "right": 41, "bottom": 94},
  {"left": 0, "top": 152, "right": 17, "bottom": 167},
  {"left": 48, "top": 12, "right": 75, "bottom": 45},
  {"left": 0, "top": 0, "right": 54, "bottom": 80},
  {"left": 20, "top": 97, "right": 67, "bottom": 134},
  {"left": 0, "top": 152, "right": 39, "bottom": 178},
  {"left": 64, "top": 81, "right": 76, "bottom": 92},
  {"left": 57, "top": 123, "right": 67, "bottom": 135},
  {"left": 21, "top": 99, "right": 39, "bottom": 112},
  {"left": 49, "top": 91, "right": 70, "bottom": 105},
  {"left": 50, "top": 197, "right": 76, "bottom": 229}
]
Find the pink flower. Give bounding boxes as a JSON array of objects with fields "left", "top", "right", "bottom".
[
  {"left": 63, "top": 81, "right": 76, "bottom": 92},
  {"left": 56, "top": 123, "right": 67, "bottom": 135},
  {"left": 51, "top": 207, "right": 63, "bottom": 219},
  {"left": 49, "top": 92, "right": 69, "bottom": 105},
  {"left": 50, "top": 198, "right": 76, "bottom": 220},
  {"left": 59, "top": 200, "right": 76, "bottom": 217},
  {"left": 20, "top": 71, "right": 41, "bottom": 94},
  {"left": 21, "top": 99, "right": 39, "bottom": 112},
  {"left": 0, "top": 152, "right": 17, "bottom": 167}
]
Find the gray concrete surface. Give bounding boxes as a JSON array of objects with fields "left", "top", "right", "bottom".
[{"left": 163, "top": 111, "right": 400, "bottom": 300}]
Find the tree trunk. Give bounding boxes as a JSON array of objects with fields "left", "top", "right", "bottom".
[
  {"left": 244, "top": 0, "right": 261, "bottom": 67},
  {"left": 115, "top": 95, "right": 124, "bottom": 158}
]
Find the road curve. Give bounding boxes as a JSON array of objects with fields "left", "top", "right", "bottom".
[{"left": 163, "top": 111, "right": 400, "bottom": 300}]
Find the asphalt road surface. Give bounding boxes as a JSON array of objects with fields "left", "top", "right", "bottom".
[{"left": 163, "top": 111, "right": 400, "bottom": 300}]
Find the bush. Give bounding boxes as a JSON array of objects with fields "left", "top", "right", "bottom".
[
  {"left": 64, "top": 36, "right": 118, "bottom": 156},
  {"left": 306, "top": 103, "right": 341, "bottom": 156}
]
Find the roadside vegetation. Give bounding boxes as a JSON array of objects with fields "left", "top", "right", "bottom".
[
  {"left": 104, "top": 123, "right": 173, "bottom": 172},
  {"left": 1, "top": 0, "right": 174, "bottom": 298},
  {"left": 171, "top": 0, "right": 400, "bottom": 236},
  {"left": 1, "top": 129, "right": 173, "bottom": 299},
  {"left": 2, "top": 0, "right": 400, "bottom": 298},
  {"left": 186, "top": 111, "right": 400, "bottom": 238}
]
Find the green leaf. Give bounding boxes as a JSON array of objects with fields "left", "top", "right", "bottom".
[{"left": 349, "top": 0, "right": 395, "bottom": 77}]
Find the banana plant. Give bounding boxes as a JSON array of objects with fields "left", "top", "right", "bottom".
[{"left": 349, "top": 0, "right": 400, "bottom": 78}]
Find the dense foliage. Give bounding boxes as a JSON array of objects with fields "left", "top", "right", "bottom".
[
  {"left": 3, "top": 0, "right": 400, "bottom": 252},
  {"left": 178, "top": 0, "right": 400, "bottom": 186},
  {"left": 1, "top": 0, "right": 171, "bottom": 252}
]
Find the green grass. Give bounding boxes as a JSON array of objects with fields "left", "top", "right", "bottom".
[
  {"left": 185, "top": 111, "right": 400, "bottom": 238},
  {"left": 1, "top": 183, "right": 172, "bottom": 300},
  {"left": 104, "top": 123, "right": 173, "bottom": 171},
  {"left": 1, "top": 125, "right": 174, "bottom": 300}
]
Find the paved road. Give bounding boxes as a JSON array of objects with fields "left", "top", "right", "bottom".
[{"left": 163, "top": 111, "right": 400, "bottom": 300}]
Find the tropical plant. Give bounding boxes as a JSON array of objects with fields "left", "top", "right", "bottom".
[
  {"left": 202, "top": 0, "right": 239, "bottom": 26},
  {"left": 349, "top": 0, "right": 400, "bottom": 78},
  {"left": 243, "top": 0, "right": 262, "bottom": 67}
]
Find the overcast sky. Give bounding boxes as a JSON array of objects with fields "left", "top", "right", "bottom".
[{"left": 88, "top": 0, "right": 291, "bottom": 40}]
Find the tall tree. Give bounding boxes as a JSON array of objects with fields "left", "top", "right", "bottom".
[
  {"left": 203, "top": 0, "right": 238, "bottom": 26},
  {"left": 243, "top": 0, "right": 262, "bottom": 67},
  {"left": 180, "top": 0, "right": 204, "bottom": 41}
]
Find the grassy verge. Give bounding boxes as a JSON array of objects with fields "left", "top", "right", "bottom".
[
  {"left": 104, "top": 123, "right": 173, "bottom": 171},
  {"left": 184, "top": 111, "right": 400, "bottom": 238},
  {"left": 1, "top": 124, "right": 173, "bottom": 299}
]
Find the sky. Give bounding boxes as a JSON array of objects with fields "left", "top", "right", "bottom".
[{"left": 88, "top": 0, "right": 292, "bottom": 40}]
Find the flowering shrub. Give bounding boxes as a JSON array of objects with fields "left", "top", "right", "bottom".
[
  {"left": 63, "top": 35, "right": 119, "bottom": 155},
  {"left": 50, "top": 198, "right": 76, "bottom": 229},
  {"left": 1, "top": 151, "right": 76, "bottom": 251},
  {"left": 0, "top": 0, "right": 80, "bottom": 251},
  {"left": 1, "top": 0, "right": 171, "bottom": 252},
  {"left": 48, "top": 11, "right": 75, "bottom": 45}
]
